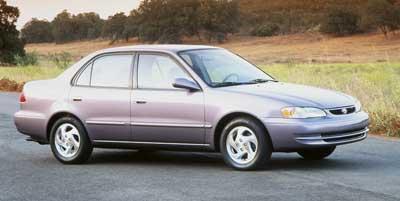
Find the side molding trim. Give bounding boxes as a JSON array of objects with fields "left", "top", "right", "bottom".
[
  {"left": 86, "top": 121, "right": 213, "bottom": 128},
  {"left": 131, "top": 122, "right": 213, "bottom": 128},
  {"left": 93, "top": 140, "right": 210, "bottom": 147},
  {"left": 86, "top": 121, "right": 128, "bottom": 126}
]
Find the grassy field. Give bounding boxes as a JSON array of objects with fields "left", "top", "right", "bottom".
[
  {"left": 0, "top": 66, "right": 63, "bottom": 83},
  {"left": 263, "top": 62, "right": 400, "bottom": 137},
  {"left": 1, "top": 33, "right": 399, "bottom": 136}
]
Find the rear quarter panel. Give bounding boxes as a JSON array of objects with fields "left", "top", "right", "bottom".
[{"left": 14, "top": 79, "right": 72, "bottom": 141}]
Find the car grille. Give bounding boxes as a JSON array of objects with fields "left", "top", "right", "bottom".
[
  {"left": 295, "top": 127, "right": 368, "bottom": 145},
  {"left": 328, "top": 106, "right": 356, "bottom": 115}
]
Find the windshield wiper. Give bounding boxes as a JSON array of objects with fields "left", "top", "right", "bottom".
[
  {"left": 250, "top": 79, "right": 278, "bottom": 83},
  {"left": 213, "top": 82, "right": 252, "bottom": 88},
  {"left": 213, "top": 79, "right": 277, "bottom": 88}
]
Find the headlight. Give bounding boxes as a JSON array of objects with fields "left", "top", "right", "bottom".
[
  {"left": 281, "top": 107, "right": 327, "bottom": 119},
  {"left": 354, "top": 100, "right": 362, "bottom": 112}
]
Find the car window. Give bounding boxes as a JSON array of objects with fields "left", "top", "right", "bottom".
[
  {"left": 138, "top": 54, "right": 192, "bottom": 89},
  {"left": 91, "top": 54, "right": 132, "bottom": 88},
  {"left": 76, "top": 63, "right": 92, "bottom": 86}
]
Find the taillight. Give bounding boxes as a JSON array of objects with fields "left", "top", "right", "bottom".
[{"left": 19, "top": 92, "right": 26, "bottom": 103}]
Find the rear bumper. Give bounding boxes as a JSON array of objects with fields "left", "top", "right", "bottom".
[
  {"left": 14, "top": 111, "right": 47, "bottom": 142},
  {"left": 263, "top": 111, "right": 369, "bottom": 152}
]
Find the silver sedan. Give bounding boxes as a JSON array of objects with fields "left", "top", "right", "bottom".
[{"left": 14, "top": 45, "right": 369, "bottom": 170}]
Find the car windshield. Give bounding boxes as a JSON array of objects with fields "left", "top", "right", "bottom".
[{"left": 179, "top": 49, "right": 275, "bottom": 87}]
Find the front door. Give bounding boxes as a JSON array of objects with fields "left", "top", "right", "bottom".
[
  {"left": 70, "top": 53, "right": 134, "bottom": 141},
  {"left": 131, "top": 53, "right": 205, "bottom": 144}
]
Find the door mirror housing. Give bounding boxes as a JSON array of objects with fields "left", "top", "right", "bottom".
[{"left": 173, "top": 78, "right": 201, "bottom": 92}]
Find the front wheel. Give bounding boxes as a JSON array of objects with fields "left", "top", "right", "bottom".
[
  {"left": 50, "top": 117, "right": 93, "bottom": 164},
  {"left": 297, "top": 146, "right": 336, "bottom": 160},
  {"left": 220, "top": 117, "right": 272, "bottom": 170}
]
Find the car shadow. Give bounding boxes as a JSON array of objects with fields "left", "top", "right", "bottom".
[
  {"left": 87, "top": 149, "right": 373, "bottom": 171},
  {"left": 88, "top": 149, "right": 226, "bottom": 168},
  {"left": 267, "top": 155, "right": 367, "bottom": 171}
]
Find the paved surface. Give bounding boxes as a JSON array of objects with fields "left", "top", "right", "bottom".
[{"left": 1, "top": 92, "right": 400, "bottom": 201}]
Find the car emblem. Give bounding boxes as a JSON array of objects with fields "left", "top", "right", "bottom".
[{"left": 341, "top": 108, "right": 348, "bottom": 114}]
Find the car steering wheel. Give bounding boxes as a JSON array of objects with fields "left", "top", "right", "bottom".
[{"left": 222, "top": 73, "right": 240, "bottom": 83}]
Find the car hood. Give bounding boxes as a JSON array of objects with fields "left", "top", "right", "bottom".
[{"left": 218, "top": 82, "right": 355, "bottom": 109}]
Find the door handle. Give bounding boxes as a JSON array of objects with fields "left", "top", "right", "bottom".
[
  {"left": 136, "top": 101, "right": 147, "bottom": 104},
  {"left": 72, "top": 97, "right": 82, "bottom": 102}
]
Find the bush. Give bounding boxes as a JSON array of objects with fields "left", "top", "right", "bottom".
[
  {"left": 363, "top": 0, "right": 400, "bottom": 37},
  {"left": 49, "top": 52, "right": 72, "bottom": 69},
  {"left": 102, "top": 12, "right": 128, "bottom": 43},
  {"left": 21, "top": 19, "right": 53, "bottom": 43},
  {"left": 13, "top": 52, "right": 39, "bottom": 66},
  {"left": 321, "top": 7, "right": 361, "bottom": 36},
  {"left": 0, "top": 78, "right": 24, "bottom": 92},
  {"left": 251, "top": 23, "right": 280, "bottom": 37},
  {"left": 158, "top": 29, "right": 183, "bottom": 44}
]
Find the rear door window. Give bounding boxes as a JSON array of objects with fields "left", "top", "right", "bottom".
[{"left": 90, "top": 54, "right": 133, "bottom": 88}]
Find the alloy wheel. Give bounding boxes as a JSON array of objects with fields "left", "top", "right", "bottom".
[
  {"left": 54, "top": 123, "right": 81, "bottom": 158},
  {"left": 226, "top": 126, "right": 258, "bottom": 165}
]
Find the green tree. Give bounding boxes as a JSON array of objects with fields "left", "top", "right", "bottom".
[
  {"left": 157, "top": 0, "right": 202, "bottom": 43},
  {"left": 102, "top": 12, "right": 128, "bottom": 43},
  {"left": 178, "top": 0, "right": 203, "bottom": 39},
  {"left": 73, "top": 12, "right": 104, "bottom": 40},
  {"left": 132, "top": 0, "right": 241, "bottom": 43},
  {"left": 51, "top": 10, "right": 76, "bottom": 43},
  {"left": 0, "top": 0, "right": 25, "bottom": 64},
  {"left": 124, "top": 10, "right": 140, "bottom": 40},
  {"left": 200, "top": 0, "right": 240, "bottom": 43},
  {"left": 364, "top": 0, "right": 400, "bottom": 36},
  {"left": 134, "top": 0, "right": 171, "bottom": 43},
  {"left": 21, "top": 18, "right": 53, "bottom": 43},
  {"left": 321, "top": 6, "right": 361, "bottom": 36}
]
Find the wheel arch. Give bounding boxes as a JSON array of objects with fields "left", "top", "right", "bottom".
[
  {"left": 213, "top": 112, "right": 273, "bottom": 152},
  {"left": 46, "top": 112, "right": 87, "bottom": 142}
]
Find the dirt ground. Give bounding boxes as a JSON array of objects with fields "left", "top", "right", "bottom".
[{"left": 0, "top": 78, "right": 24, "bottom": 92}]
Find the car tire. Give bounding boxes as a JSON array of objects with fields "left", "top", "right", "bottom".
[
  {"left": 50, "top": 116, "right": 93, "bottom": 164},
  {"left": 220, "top": 117, "right": 272, "bottom": 170},
  {"left": 297, "top": 146, "right": 336, "bottom": 160}
]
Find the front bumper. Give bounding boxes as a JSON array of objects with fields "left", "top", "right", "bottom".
[{"left": 263, "top": 111, "right": 369, "bottom": 152}]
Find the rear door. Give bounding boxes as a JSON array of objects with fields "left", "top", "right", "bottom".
[
  {"left": 69, "top": 53, "right": 134, "bottom": 141},
  {"left": 131, "top": 53, "right": 206, "bottom": 144}
]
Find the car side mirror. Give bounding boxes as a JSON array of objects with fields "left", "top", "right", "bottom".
[{"left": 173, "top": 78, "right": 201, "bottom": 92}]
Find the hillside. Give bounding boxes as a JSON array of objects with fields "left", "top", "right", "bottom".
[
  {"left": 238, "top": 0, "right": 369, "bottom": 31},
  {"left": 25, "top": 33, "right": 400, "bottom": 64},
  {"left": 239, "top": 0, "right": 368, "bottom": 12}
]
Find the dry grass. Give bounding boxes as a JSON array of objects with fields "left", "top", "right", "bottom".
[
  {"left": 25, "top": 38, "right": 142, "bottom": 61},
  {"left": 222, "top": 33, "right": 400, "bottom": 64},
  {"left": 0, "top": 66, "right": 63, "bottom": 83},
  {"left": 25, "top": 33, "right": 400, "bottom": 64}
]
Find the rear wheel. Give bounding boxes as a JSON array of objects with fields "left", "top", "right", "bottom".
[
  {"left": 50, "top": 117, "right": 93, "bottom": 164},
  {"left": 297, "top": 146, "right": 336, "bottom": 160},
  {"left": 220, "top": 117, "right": 272, "bottom": 170}
]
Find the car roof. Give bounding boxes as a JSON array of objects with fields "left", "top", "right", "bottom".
[{"left": 101, "top": 44, "right": 220, "bottom": 54}]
